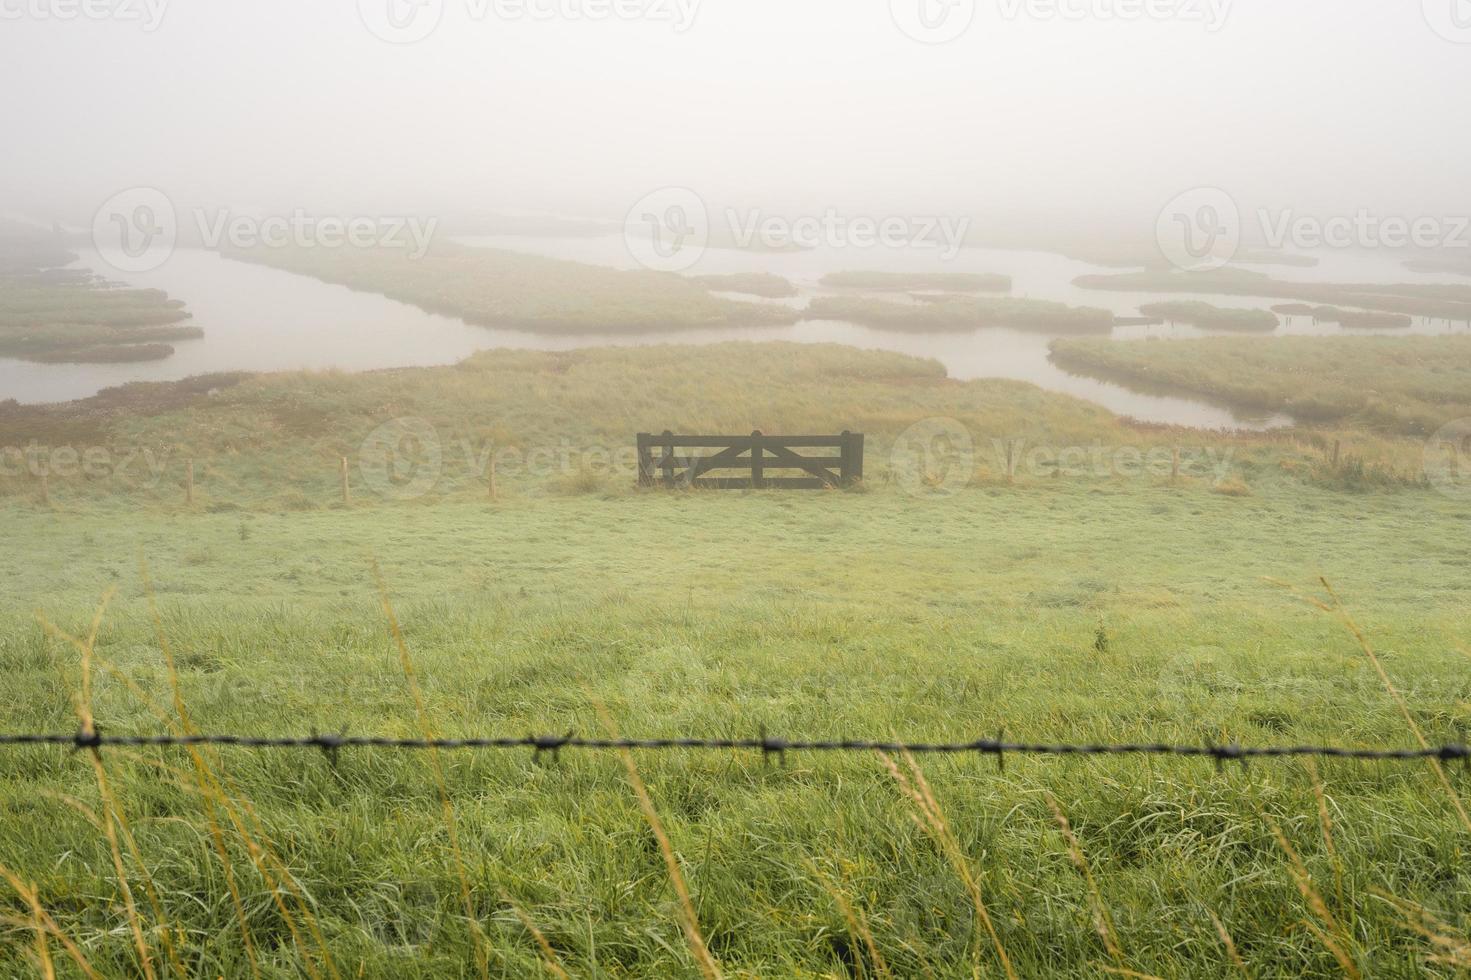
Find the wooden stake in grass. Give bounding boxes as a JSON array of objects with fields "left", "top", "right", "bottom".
[{"left": 339, "top": 456, "right": 351, "bottom": 505}]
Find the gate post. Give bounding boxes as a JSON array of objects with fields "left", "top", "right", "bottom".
[
  {"left": 751, "top": 430, "right": 764, "bottom": 489},
  {"left": 661, "top": 430, "right": 676, "bottom": 487},
  {"left": 636, "top": 433, "right": 653, "bottom": 487}
]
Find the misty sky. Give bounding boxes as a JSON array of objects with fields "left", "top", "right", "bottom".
[{"left": 3, "top": 0, "right": 1468, "bottom": 229}]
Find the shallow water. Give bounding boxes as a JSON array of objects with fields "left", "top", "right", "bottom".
[{"left": 4, "top": 240, "right": 1461, "bottom": 428}]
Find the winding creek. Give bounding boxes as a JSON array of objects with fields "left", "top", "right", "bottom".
[{"left": 3, "top": 240, "right": 1467, "bottom": 429}]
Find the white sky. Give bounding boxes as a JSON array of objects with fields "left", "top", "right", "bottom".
[{"left": 2, "top": 0, "right": 1467, "bottom": 230}]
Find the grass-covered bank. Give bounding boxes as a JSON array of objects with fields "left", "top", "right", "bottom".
[
  {"left": 0, "top": 341, "right": 1425, "bottom": 508},
  {"left": 0, "top": 224, "right": 202, "bottom": 363},
  {"left": 226, "top": 243, "right": 798, "bottom": 333},
  {"left": 1138, "top": 300, "right": 1279, "bottom": 332},
  {"left": 1074, "top": 268, "right": 1471, "bottom": 321},
  {"left": 806, "top": 295, "right": 1115, "bottom": 333},
  {"left": 1050, "top": 334, "right": 1471, "bottom": 437}
]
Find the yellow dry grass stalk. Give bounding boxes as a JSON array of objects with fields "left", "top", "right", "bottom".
[
  {"left": 372, "top": 558, "right": 492, "bottom": 980},
  {"left": 592, "top": 699, "right": 723, "bottom": 980},
  {"left": 803, "top": 858, "right": 892, "bottom": 980},
  {"left": 1269, "top": 576, "right": 1471, "bottom": 835},
  {"left": 1044, "top": 792, "right": 1127, "bottom": 974},
  {"left": 39, "top": 592, "right": 182, "bottom": 980},
  {"left": 498, "top": 887, "right": 571, "bottom": 979},
  {"left": 0, "top": 867, "right": 100, "bottom": 979},
  {"left": 1371, "top": 889, "right": 1471, "bottom": 969},
  {"left": 1301, "top": 759, "right": 1344, "bottom": 915},
  {"left": 1260, "top": 812, "right": 1360, "bottom": 979},
  {"left": 878, "top": 750, "right": 1016, "bottom": 980},
  {"left": 1206, "top": 909, "right": 1251, "bottom": 978},
  {"left": 139, "top": 561, "right": 328, "bottom": 980}
]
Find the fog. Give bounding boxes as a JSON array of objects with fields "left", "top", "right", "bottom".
[{"left": 3, "top": 0, "right": 1468, "bottom": 241}]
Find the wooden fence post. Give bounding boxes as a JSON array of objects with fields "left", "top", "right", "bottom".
[
  {"left": 340, "top": 456, "right": 351, "bottom": 505},
  {"left": 843, "top": 431, "right": 863, "bottom": 486},
  {"left": 750, "top": 430, "right": 765, "bottom": 489},
  {"left": 661, "top": 430, "right": 676, "bottom": 487},
  {"left": 636, "top": 433, "right": 653, "bottom": 488},
  {"left": 186, "top": 459, "right": 195, "bottom": 505}
]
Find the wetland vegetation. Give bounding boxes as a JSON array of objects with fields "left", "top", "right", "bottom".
[
  {"left": 1075, "top": 267, "right": 1471, "bottom": 320},
  {"left": 806, "top": 294, "right": 1115, "bottom": 333},
  {"left": 226, "top": 243, "right": 801, "bottom": 334}
]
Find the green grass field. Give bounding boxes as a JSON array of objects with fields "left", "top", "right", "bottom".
[{"left": 3, "top": 344, "right": 1471, "bottom": 977}]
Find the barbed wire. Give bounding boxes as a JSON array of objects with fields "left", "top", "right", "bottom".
[{"left": 2, "top": 730, "right": 1468, "bottom": 769}]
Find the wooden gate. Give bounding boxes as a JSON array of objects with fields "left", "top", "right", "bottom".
[{"left": 636, "top": 430, "right": 864, "bottom": 489}]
